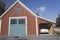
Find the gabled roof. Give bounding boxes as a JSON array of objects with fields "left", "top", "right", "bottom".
[
  {"left": 0, "top": 0, "right": 55, "bottom": 23},
  {"left": 0, "top": 0, "right": 37, "bottom": 18},
  {"left": 37, "top": 16, "right": 55, "bottom": 23}
]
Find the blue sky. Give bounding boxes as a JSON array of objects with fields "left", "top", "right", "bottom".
[{"left": 5, "top": 0, "right": 60, "bottom": 22}]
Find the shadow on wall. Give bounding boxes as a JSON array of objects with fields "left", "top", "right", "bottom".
[{"left": 0, "top": 20, "right": 1, "bottom": 34}]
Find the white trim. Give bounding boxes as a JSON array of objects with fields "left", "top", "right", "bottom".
[
  {"left": 37, "top": 16, "right": 55, "bottom": 23},
  {"left": 0, "top": 0, "right": 55, "bottom": 23},
  {"left": 36, "top": 17, "right": 38, "bottom": 35},
  {"left": 0, "top": 0, "right": 55, "bottom": 36},
  {"left": 0, "top": 1, "right": 18, "bottom": 18},
  {"left": 0, "top": 0, "right": 37, "bottom": 18},
  {"left": 17, "top": 0, "right": 37, "bottom": 17},
  {"left": 8, "top": 16, "right": 27, "bottom": 36},
  {"left": 17, "top": 0, "right": 19, "bottom": 1}
]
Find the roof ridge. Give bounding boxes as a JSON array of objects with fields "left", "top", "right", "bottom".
[
  {"left": 0, "top": 0, "right": 37, "bottom": 18},
  {"left": 0, "top": 0, "right": 55, "bottom": 23}
]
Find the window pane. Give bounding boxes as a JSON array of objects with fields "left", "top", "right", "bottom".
[
  {"left": 15, "top": 8, "right": 21, "bottom": 13},
  {"left": 19, "top": 19, "right": 25, "bottom": 24},
  {"left": 11, "top": 19, "right": 17, "bottom": 24}
]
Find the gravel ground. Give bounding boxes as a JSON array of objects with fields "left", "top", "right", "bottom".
[{"left": 0, "top": 35, "right": 60, "bottom": 40}]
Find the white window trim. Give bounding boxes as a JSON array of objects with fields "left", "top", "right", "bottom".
[{"left": 8, "top": 16, "right": 27, "bottom": 36}]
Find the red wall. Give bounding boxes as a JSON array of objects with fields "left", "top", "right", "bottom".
[
  {"left": 1, "top": 2, "right": 36, "bottom": 35},
  {"left": 37, "top": 18, "right": 53, "bottom": 34},
  {"left": 38, "top": 18, "right": 49, "bottom": 24}
]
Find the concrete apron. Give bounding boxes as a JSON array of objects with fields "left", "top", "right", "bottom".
[{"left": 0, "top": 35, "right": 60, "bottom": 40}]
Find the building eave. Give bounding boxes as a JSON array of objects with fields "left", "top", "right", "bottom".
[
  {"left": 0, "top": 0, "right": 37, "bottom": 19},
  {"left": 37, "top": 16, "right": 55, "bottom": 24}
]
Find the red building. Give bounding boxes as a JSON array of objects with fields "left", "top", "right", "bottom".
[{"left": 0, "top": 0, "right": 55, "bottom": 36}]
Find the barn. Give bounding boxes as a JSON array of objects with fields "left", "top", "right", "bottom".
[{"left": 0, "top": 0, "right": 55, "bottom": 36}]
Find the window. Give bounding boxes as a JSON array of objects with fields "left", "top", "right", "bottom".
[
  {"left": 10, "top": 18, "right": 25, "bottom": 24},
  {"left": 15, "top": 8, "right": 21, "bottom": 13},
  {"left": 10, "top": 19, "right": 17, "bottom": 24},
  {"left": 19, "top": 19, "right": 25, "bottom": 24}
]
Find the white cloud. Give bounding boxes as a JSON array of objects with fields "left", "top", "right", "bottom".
[{"left": 37, "top": 6, "right": 46, "bottom": 13}]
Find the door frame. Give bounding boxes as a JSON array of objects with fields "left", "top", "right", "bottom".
[{"left": 8, "top": 16, "right": 27, "bottom": 36}]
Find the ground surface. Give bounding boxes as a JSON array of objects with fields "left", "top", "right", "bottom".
[
  {"left": 54, "top": 27, "right": 60, "bottom": 32},
  {"left": 0, "top": 34, "right": 60, "bottom": 40}
]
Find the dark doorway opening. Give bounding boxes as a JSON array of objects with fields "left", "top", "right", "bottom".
[{"left": 39, "top": 23, "right": 51, "bottom": 34}]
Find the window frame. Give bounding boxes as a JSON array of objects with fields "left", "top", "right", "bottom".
[
  {"left": 10, "top": 18, "right": 25, "bottom": 24},
  {"left": 10, "top": 19, "right": 17, "bottom": 24},
  {"left": 15, "top": 8, "right": 22, "bottom": 13},
  {"left": 18, "top": 18, "right": 25, "bottom": 24},
  {"left": 9, "top": 17, "right": 27, "bottom": 36}
]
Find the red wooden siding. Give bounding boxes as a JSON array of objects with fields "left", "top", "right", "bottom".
[
  {"left": 1, "top": 2, "right": 36, "bottom": 35},
  {"left": 37, "top": 18, "right": 53, "bottom": 34}
]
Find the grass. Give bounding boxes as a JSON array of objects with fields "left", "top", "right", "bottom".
[{"left": 55, "top": 31, "right": 60, "bottom": 36}]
